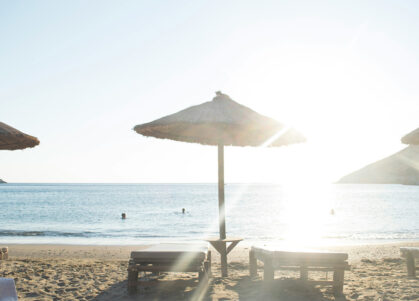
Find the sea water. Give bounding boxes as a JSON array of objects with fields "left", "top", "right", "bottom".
[{"left": 0, "top": 183, "right": 418, "bottom": 245}]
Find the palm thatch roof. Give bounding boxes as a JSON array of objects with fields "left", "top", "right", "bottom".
[
  {"left": 0, "top": 122, "right": 40, "bottom": 150},
  {"left": 134, "top": 92, "right": 305, "bottom": 147},
  {"left": 401, "top": 128, "right": 419, "bottom": 145}
]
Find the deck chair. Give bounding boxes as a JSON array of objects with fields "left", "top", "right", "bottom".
[
  {"left": 249, "top": 245, "right": 350, "bottom": 295},
  {"left": 127, "top": 243, "right": 211, "bottom": 293}
]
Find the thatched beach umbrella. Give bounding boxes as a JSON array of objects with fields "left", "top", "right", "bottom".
[
  {"left": 134, "top": 91, "right": 305, "bottom": 276},
  {"left": 401, "top": 128, "right": 419, "bottom": 145},
  {"left": 0, "top": 122, "right": 40, "bottom": 150}
]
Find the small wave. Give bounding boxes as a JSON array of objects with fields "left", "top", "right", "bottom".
[
  {"left": 322, "top": 233, "right": 419, "bottom": 240},
  {"left": 134, "top": 234, "right": 182, "bottom": 238},
  {"left": 0, "top": 230, "right": 186, "bottom": 239},
  {"left": 0, "top": 230, "right": 97, "bottom": 237},
  {"left": 322, "top": 235, "right": 349, "bottom": 239},
  {"left": 0, "top": 231, "right": 45, "bottom": 237}
]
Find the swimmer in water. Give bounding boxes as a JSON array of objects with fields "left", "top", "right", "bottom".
[
  {"left": 122, "top": 213, "right": 126, "bottom": 219},
  {"left": 182, "top": 208, "right": 185, "bottom": 214}
]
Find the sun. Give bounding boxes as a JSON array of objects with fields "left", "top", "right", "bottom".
[{"left": 279, "top": 182, "right": 336, "bottom": 247}]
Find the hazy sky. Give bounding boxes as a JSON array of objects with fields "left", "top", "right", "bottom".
[{"left": 1, "top": 0, "right": 419, "bottom": 183}]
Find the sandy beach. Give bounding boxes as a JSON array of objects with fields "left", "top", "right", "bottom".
[{"left": 0, "top": 242, "right": 418, "bottom": 300}]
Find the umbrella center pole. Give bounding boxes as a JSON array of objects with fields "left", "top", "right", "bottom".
[
  {"left": 218, "top": 143, "right": 226, "bottom": 240},
  {"left": 218, "top": 143, "right": 228, "bottom": 277}
]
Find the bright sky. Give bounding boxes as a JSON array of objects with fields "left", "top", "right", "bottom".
[{"left": 1, "top": 0, "right": 418, "bottom": 183}]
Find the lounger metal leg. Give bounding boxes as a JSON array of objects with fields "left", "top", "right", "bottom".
[
  {"left": 199, "top": 261, "right": 210, "bottom": 283},
  {"left": 333, "top": 268, "right": 344, "bottom": 295},
  {"left": 263, "top": 257, "right": 274, "bottom": 283},
  {"left": 128, "top": 269, "right": 138, "bottom": 294},
  {"left": 207, "top": 250, "right": 212, "bottom": 277},
  {"left": 406, "top": 252, "right": 416, "bottom": 278},
  {"left": 249, "top": 250, "right": 257, "bottom": 277}
]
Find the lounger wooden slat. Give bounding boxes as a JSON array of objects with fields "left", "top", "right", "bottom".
[
  {"left": 275, "top": 265, "right": 349, "bottom": 271},
  {"left": 251, "top": 246, "right": 348, "bottom": 261},
  {"left": 274, "top": 261, "right": 350, "bottom": 268},
  {"left": 127, "top": 263, "right": 207, "bottom": 273},
  {"left": 131, "top": 244, "right": 207, "bottom": 261},
  {"left": 249, "top": 245, "right": 350, "bottom": 295},
  {"left": 127, "top": 243, "right": 211, "bottom": 294},
  {"left": 129, "top": 258, "right": 205, "bottom": 265}
]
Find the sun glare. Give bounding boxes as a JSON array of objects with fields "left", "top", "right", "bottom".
[{"left": 279, "top": 183, "right": 335, "bottom": 247}]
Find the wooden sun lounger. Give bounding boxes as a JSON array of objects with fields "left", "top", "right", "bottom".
[
  {"left": 127, "top": 243, "right": 211, "bottom": 293},
  {"left": 400, "top": 247, "right": 419, "bottom": 277},
  {"left": 249, "top": 245, "right": 350, "bottom": 295},
  {"left": 0, "top": 278, "right": 18, "bottom": 301}
]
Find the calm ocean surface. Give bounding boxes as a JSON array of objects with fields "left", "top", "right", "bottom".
[{"left": 0, "top": 183, "right": 418, "bottom": 245}]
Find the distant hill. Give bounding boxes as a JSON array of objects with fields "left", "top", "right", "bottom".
[
  {"left": 338, "top": 145, "right": 419, "bottom": 185},
  {"left": 0, "top": 179, "right": 6, "bottom": 184}
]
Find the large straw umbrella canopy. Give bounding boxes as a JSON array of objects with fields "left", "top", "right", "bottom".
[
  {"left": 135, "top": 91, "right": 305, "bottom": 147},
  {"left": 401, "top": 128, "right": 419, "bottom": 145},
  {"left": 0, "top": 122, "right": 40, "bottom": 150},
  {"left": 134, "top": 92, "right": 305, "bottom": 275}
]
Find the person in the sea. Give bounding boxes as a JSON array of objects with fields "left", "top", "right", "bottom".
[
  {"left": 122, "top": 213, "right": 126, "bottom": 219},
  {"left": 182, "top": 208, "right": 185, "bottom": 214}
]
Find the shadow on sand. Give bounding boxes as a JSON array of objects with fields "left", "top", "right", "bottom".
[
  {"left": 92, "top": 272, "right": 347, "bottom": 301},
  {"left": 236, "top": 277, "right": 348, "bottom": 301},
  {"left": 92, "top": 275, "right": 213, "bottom": 301}
]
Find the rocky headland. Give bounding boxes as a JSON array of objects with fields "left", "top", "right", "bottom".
[{"left": 338, "top": 128, "right": 419, "bottom": 185}]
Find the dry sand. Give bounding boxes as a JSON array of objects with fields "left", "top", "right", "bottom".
[{"left": 0, "top": 242, "right": 418, "bottom": 300}]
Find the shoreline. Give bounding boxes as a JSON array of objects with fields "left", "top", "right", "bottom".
[
  {"left": 2, "top": 237, "right": 418, "bottom": 246},
  {"left": 2, "top": 240, "right": 419, "bottom": 263}
]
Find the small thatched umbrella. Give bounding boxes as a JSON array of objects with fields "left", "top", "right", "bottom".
[
  {"left": 401, "top": 128, "right": 419, "bottom": 145},
  {"left": 134, "top": 92, "right": 305, "bottom": 276},
  {"left": 0, "top": 122, "right": 40, "bottom": 150}
]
